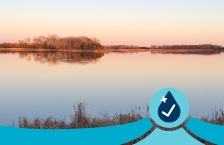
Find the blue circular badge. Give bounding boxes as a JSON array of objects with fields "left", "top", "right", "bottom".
[{"left": 149, "top": 88, "right": 189, "bottom": 128}]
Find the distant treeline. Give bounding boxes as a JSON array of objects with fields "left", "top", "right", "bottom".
[
  {"left": 0, "top": 34, "right": 103, "bottom": 50},
  {"left": 0, "top": 35, "right": 223, "bottom": 50},
  {"left": 104, "top": 45, "right": 150, "bottom": 49},
  {"left": 150, "top": 44, "right": 223, "bottom": 50},
  {"left": 103, "top": 44, "right": 224, "bottom": 51}
]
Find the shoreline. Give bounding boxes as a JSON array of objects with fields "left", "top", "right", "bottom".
[
  {"left": 0, "top": 48, "right": 151, "bottom": 53},
  {"left": 0, "top": 48, "right": 223, "bottom": 53}
]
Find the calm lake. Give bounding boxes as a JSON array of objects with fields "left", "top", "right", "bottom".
[{"left": 0, "top": 51, "right": 224, "bottom": 125}]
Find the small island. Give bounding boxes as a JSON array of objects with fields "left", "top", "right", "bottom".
[{"left": 0, "top": 34, "right": 223, "bottom": 54}]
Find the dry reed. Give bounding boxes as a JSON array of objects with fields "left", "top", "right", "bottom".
[{"left": 15, "top": 103, "right": 224, "bottom": 145}]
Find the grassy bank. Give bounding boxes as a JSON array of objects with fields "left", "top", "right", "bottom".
[
  {"left": 16, "top": 102, "right": 142, "bottom": 129},
  {"left": 15, "top": 102, "right": 223, "bottom": 145}
]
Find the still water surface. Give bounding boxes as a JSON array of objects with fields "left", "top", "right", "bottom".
[{"left": 0, "top": 51, "right": 224, "bottom": 125}]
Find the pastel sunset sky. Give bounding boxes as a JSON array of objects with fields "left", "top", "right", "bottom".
[{"left": 0, "top": 0, "right": 224, "bottom": 46}]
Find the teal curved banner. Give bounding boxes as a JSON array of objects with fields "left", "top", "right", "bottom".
[
  {"left": 185, "top": 117, "right": 224, "bottom": 144},
  {"left": 0, "top": 117, "right": 152, "bottom": 145}
]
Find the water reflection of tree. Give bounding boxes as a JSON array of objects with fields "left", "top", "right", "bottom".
[{"left": 16, "top": 52, "right": 105, "bottom": 65}]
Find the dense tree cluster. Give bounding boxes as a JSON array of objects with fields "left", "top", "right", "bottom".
[{"left": 0, "top": 34, "right": 103, "bottom": 50}]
